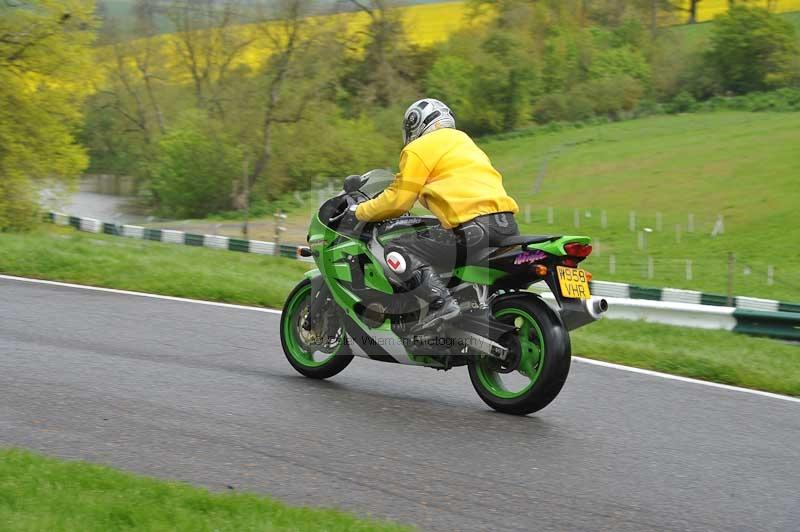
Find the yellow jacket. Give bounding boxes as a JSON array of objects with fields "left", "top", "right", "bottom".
[{"left": 355, "top": 128, "right": 519, "bottom": 229}]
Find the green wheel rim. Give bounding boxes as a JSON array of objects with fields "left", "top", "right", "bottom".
[
  {"left": 476, "top": 308, "right": 545, "bottom": 399},
  {"left": 283, "top": 284, "right": 343, "bottom": 368}
]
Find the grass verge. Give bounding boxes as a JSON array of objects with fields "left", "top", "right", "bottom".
[
  {"left": 1, "top": 226, "right": 797, "bottom": 397},
  {"left": 0, "top": 226, "right": 308, "bottom": 308},
  {"left": 571, "top": 319, "right": 800, "bottom": 397},
  {"left": 0, "top": 448, "right": 411, "bottom": 532}
]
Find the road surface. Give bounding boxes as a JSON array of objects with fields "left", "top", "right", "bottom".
[{"left": 1, "top": 277, "right": 798, "bottom": 531}]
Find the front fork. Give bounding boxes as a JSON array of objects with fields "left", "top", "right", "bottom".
[{"left": 302, "top": 275, "right": 331, "bottom": 331}]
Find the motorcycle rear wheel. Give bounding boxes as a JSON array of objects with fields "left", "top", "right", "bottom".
[
  {"left": 468, "top": 295, "right": 571, "bottom": 415},
  {"left": 280, "top": 279, "right": 353, "bottom": 379}
]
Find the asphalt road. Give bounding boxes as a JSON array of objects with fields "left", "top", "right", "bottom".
[{"left": 1, "top": 277, "right": 798, "bottom": 531}]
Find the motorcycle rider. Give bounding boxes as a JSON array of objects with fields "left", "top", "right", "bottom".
[{"left": 353, "top": 98, "right": 520, "bottom": 331}]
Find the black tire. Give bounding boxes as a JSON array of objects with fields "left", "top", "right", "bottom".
[
  {"left": 468, "top": 294, "right": 571, "bottom": 415},
  {"left": 280, "top": 279, "right": 353, "bottom": 379}
]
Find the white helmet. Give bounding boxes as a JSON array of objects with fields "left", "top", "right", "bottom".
[{"left": 403, "top": 98, "right": 456, "bottom": 145}]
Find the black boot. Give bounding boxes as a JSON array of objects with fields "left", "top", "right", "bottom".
[{"left": 410, "top": 267, "right": 460, "bottom": 333}]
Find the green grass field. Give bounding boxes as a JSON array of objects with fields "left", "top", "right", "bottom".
[
  {"left": 0, "top": 448, "right": 411, "bottom": 531},
  {"left": 487, "top": 111, "right": 800, "bottom": 301},
  {"left": 2, "top": 226, "right": 798, "bottom": 397}
]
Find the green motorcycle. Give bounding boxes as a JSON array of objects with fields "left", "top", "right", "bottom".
[{"left": 281, "top": 170, "right": 607, "bottom": 415}]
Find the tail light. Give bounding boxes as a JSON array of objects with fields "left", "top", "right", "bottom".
[{"left": 564, "top": 243, "right": 593, "bottom": 258}]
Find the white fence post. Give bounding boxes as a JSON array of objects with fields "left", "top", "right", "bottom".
[
  {"left": 524, "top": 204, "right": 531, "bottom": 224},
  {"left": 711, "top": 214, "right": 725, "bottom": 237},
  {"left": 767, "top": 265, "right": 774, "bottom": 286},
  {"left": 601, "top": 210, "right": 607, "bottom": 229},
  {"left": 573, "top": 208, "right": 580, "bottom": 228},
  {"left": 609, "top": 255, "right": 616, "bottom": 274},
  {"left": 686, "top": 259, "right": 693, "bottom": 281},
  {"left": 687, "top": 213, "right": 694, "bottom": 233},
  {"left": 547, "top": 207, "right": 554, "bottom": 225},
  {"left": 629, "top": 211, "right": 636, "bottom": 232},
  {"left": 647, "top": 256, "right": 654, "bottom": 279}
]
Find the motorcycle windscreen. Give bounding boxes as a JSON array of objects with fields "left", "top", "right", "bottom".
[{"left": 358, "top": 169, "right": 396, "bottom": 199}]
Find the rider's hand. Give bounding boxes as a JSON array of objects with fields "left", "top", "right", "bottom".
[
  {"left": 342, "top": 204, "right": 360, "bottom": 227},
  {"left": 329, "top": 200, "right": 362, "bottom": 230}
]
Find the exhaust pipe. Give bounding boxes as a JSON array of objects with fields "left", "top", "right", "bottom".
[
  {"left": 559, "top": 297, "right": 608, "bottom": 331},
  {"left": 591, "top": 297, "right": 609, "bottom": 316}
]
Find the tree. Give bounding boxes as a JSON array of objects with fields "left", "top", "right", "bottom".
[
  {"left": 343, "top": 0, "right": 419, "bottom": 107},
  {"left": 686, "top": 0, "right": 701, "bottom": 24},
  {"left": 165, "top": 0, "right": 256, "bottom": 117},
  {"left": 706, "top": 5, "right": 799, "bottom": 93},
  {"left": 0, "top": 0, "right": 97, "bottom": 230},
  {"left": 233, "top": 0, "right": 345, "bottom": 204},
  {"left": 83, "top": 1, "right": 169, "bottom": 181},
  {"left": 148, "top": 114, "right": 242, "bottom": 218}
]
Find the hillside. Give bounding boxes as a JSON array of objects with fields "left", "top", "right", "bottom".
[
  {"left": 485, "top": 111, "right": 800, "bottom": 301},
  {"left": 156, "top": 111, "right": 800, "bottom": 302}
]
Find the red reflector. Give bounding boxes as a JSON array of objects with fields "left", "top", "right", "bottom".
[{"left": 564, "top": 243, "right": 592, "bottom": 257}]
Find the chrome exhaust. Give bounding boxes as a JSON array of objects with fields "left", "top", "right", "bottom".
[{"left": 559, "top": 297, "right": 608, "bottom": 331}]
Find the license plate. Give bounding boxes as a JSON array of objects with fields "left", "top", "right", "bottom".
[{"left": 556, "top": 266, "right": 591, "bottom": 299}]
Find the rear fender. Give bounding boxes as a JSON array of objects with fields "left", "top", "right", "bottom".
[{"left": 526, "top": 235, "right": 591, "bottom": 256}]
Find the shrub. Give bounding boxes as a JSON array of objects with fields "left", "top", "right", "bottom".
[
  {"left": 532, "top": 93, "right": 570, "bottom": 124},
  {"left": 148, "top": 119, "right": 242, "bottom": 219},
  {"left": 589, "top": 45, "right": 651, "bottom": 86},
  {"left": 666, "top": 91, "right": 697, "bottom": 114},
  {"left": 705, "top": 6, "right": 800, "bottom": 94},
  {"left": 573, "top": 75, "right": 644, "bottom": 119},
  {"left": 533, "top": 91, "right": 596, "bottom": 124},
  {"left": 0, "top": 176, "right": 40, "bottom": 232}
]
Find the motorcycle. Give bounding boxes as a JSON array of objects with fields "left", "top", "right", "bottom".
[{"left": 280, "top": 170, "right": 608, "bottom": 415}]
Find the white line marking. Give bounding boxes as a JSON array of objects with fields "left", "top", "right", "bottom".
[
  {"left": 573, "top": 357, "right": 800, "bottom": 404},
  {"left": 0, "top": 274, "right": 282, "bottom": 315},
  {"left": 2, "top": 274, "right": 798, "bottom": 404}
]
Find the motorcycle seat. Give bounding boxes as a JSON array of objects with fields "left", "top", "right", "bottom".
[{"left": 493, "top": 234, "right": 559, "bottom": 248}]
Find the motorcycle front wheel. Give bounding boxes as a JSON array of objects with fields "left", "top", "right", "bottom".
[
  {"left": 468, "top": 295, "right": 571, "bottom": 415},
  {"left": 280, "top": 279, "right": 353, "bottom": 379}
]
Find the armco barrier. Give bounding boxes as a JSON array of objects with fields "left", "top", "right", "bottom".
[
  {"left": 733, "top": 309, "right": 800, "bottom": 341},
  {"left": 537, "top": 293, "right": 738, "bottom": 331},
  {"left": 45, "top": 211, "right": 800, "bottom": 339},
  {"left": 538, "top": 294, "right": 800, "bottom": 340},
  {"left": 588, "top": 280, "right": 799, "bottom": 316},
  {"left": 47, "top": 212, "right": 313, "bottom": 263}
]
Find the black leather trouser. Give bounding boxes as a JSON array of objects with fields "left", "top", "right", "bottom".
[{"left": 384, "top": 212, "right": 519, "bottom": 301}]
